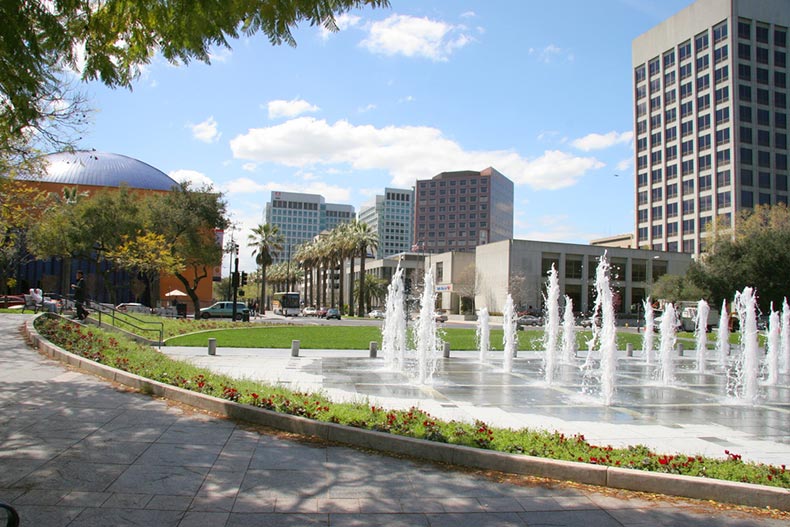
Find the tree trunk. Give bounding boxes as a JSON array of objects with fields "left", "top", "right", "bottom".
[
  {"left": 357, "top": 248, "right": 367, "bottom": 317},
  {"left": 348, "top": 255, "right": 355, "bottom": 315}
]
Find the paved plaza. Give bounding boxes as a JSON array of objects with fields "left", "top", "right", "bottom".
[{"left": 2, "top": 314, "right": 789, "bottom": 526}]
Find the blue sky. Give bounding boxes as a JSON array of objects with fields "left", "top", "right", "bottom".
[{"left": 78, "top": 0, "right": 696, "bottom": 272}]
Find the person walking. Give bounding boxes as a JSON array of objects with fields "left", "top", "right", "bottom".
[{"left": 71, "top": 270, "right": 88, "bottom": 320}]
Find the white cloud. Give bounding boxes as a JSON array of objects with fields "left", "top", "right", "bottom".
[
  {"left": 242, "top": 162, "right": 257, "bottom": 172},
  {"left": 266, "top": 98, "right": 320, "bottom": 120},
  {"left": 169, "top": 169, "right": 216, "bottom": 189},
  {"left": 188, "top": 116, "right": 221, "bottom": 143},
  {"left": 229, "top": 117, "right": 603, "bottom": 190},
  {"left": 208, "top": 46, "right": 232, "bottom": 63},
  {"left": 360, "top": 14, "right": 473, "bottom": 61},
  {"left": 321, "top": 13, "right": 362, "bottom": 40},
  {"left": 358, "top": 103, "right": 377, "bottom": 113},
  {"left": 528, "top": 44, "right": 573, "bottom": 64},
  {"left": 571, "top": 131, "right": 633, "bottom": 151},
  {"left": 222, "top": 176, "right": 350, "bottom": 203}
]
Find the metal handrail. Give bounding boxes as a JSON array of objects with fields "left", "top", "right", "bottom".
[{"left": 90, "top": 303, "right": 165, "bottom": 346}]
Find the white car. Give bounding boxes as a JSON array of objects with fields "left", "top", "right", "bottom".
[
  {"left": 302, "top": 306, "right": 317, "bottom": 317},
  {"left": 368, "top": 309, "right": 385, "bottom": 319}
]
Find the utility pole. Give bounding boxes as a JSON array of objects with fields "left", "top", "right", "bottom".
[{"left": 232, "top": 243, "right": 240, "bottom": 319}]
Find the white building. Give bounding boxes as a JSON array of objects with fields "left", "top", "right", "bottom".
[
  {"left": 358, "top": 188, "right": 414, "bottom": 258},
  {"left": 633, "top": 0, "right": 789, "bottom": 255},
  {"left": 474, "top": 240, "right": 693, "bottom": 316},
  {"left": 264, "top": 191, "right": 354, "bottom": 264}
]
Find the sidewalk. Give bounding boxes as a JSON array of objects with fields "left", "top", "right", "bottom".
[{"left": 2, "top": 314, "right": 788, "bottom": 526}]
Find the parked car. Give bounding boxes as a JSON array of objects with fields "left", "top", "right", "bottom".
[
  {"left": 325, "top": 308, "right": 341, "bottom": 320},
  {"left": 434, "top": 311, "right": 448, "bottom": 323},
  {"left": 316, "top": 307, "right": 328, "bottom": 318},
  {"left": 199, "top": 301, "right": 249, "bottom": 320},
  {"left": 302, "top": 306, "right": 317, "bottom": 317},
  {"left": 517, "top": 314, "right": 543, "bottom": 327},
  {"left": 368, "top": 309, "right": 385, "bottom": 319}
]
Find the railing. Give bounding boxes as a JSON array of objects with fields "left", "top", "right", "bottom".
[{"left": 90, "top": 303, "right": 165, "bottom": 346}]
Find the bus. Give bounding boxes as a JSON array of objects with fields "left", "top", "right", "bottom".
[{"left": 271, "top": 292, "right": 301, "bottom": 316}]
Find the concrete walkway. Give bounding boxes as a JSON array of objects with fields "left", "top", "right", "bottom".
[{"left": 1, "top": 315, "right": 788, "bottom": 526}]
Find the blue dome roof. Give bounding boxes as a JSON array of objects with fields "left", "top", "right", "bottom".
[{"left": 33, "top": 151, "right": 178, "bottom": 191}]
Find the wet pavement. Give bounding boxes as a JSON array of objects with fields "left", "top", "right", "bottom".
[
  {"left": 2, "top": 314, "right": 790, "bottom": 526},
  {"left": 163, "top": 345, "right": 790, "bottom": 467}
]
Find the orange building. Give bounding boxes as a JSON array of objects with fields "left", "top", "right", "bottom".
[{"left": 17, "top": 150, "right": 218, "bottom": 313}]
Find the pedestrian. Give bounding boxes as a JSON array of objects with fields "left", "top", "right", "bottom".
[{"left": 71, "top": 270, "right": 88, "bottom": 320}]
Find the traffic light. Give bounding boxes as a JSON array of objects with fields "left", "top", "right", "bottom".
[{"left": 241, "top": 271, "right": 248, "bottom": 286}]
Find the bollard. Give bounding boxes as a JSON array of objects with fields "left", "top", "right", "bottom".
[
  {"left": 443, "top": 341, "right": 451, "bottom": 358},
  {"left": 208, "top": 338, "right": 216, "bottom": 356},
  {"left": 369, "top": 341, "right": 378, "bottom": 358},
  {"left": 291, "top": 339, "right": 300, "bottom": 357},
  {"left": 677, "top": 343, "right": 684, "bottom": 356},
  {"left": 626, "top": 343, "right": 634, "bottom": 357}
]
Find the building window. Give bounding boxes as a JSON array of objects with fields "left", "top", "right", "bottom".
[
  {"left": 756, "top": 25, "right": 769, "bottom": 44},
  {"left": 664, "top": 50, "right": 676, "bottom": 68},
  {"left": 742, "top": 190, "right": 754, "bottom": 208},
  {"left": 738, "top": 64, "right": 751, "bottom": 81},
  {"left": 679, "top": 40, "right": 692, "bottom": 61},
  {"left": 682, "top": 218, "right": 696, "bottom": 234},
  {"left": 718, "top": 191, "right": 732, "bottom": 208},
  {"left": 715, "top": 86, "right": 729, "bottom": 104},
  {"left": 777, "top": 28, "right": 788, "bottom": 47},
  {"left": 695, "top": 32, "right": 709, "bottom": 52},
  {"left": 699, "top": 174, "right": 712, "bottom": 191},
  {"left": 717, "top": 170, "right": 731, "bottom": 187},
  {"left": 715, "top": 107, "right": 730, "bottom": 125},
  {"left": 714, "top": 22, "right": 728, "bottom": 43},
  {"left": 667, "top": 202, "right": 679, "bottom": 218},
  {"left": 738, "top": 20, "right": 750, "bottom": 40},
  {"left": 714, "top": 44, "right": 728, "bottom": 64},
  {"left": 651, "top": 188, "right": 663, "bottom": 201}
]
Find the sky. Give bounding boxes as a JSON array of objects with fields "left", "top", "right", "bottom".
[{"left": 77, "top": 0, "right": 697, "bottom": 273}]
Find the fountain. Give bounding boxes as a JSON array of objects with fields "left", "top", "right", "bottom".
[
  {"left": 560, "top": 296, "right": 576, "bottom": 364},
  {"left": 476, "top": 307, "right": 490, "bottom": 364},
  {"left": 642, "top": 297, "right": 655, "bottom": 365},
  {"left": 381, "top": 264, "right": 407, "bottom": 370},
  {"left": 596, "top": 254, "right": 618, "bottom": 405},
  {"left": 766, "top": 305, "right": 780, "bottom": 386},
  {"left": 731, "top": 287, "right": 760, "bottom": 402},
  {"left": 695, "top": 299, "right": 710, "bottom": 373},
  {"left": 502, "top": 294, "right": 517, "bottom": 373},
  {"left": 657, "top": 303, "right": 678, "bottom": 385},
  {"left": 716, "top": 300, "right": 730, "bottom": 366},
  {"left": 414, "top": 268, "right": 442, "bottom": 384},
  {"left": 543, "top": 265, "right": 561, "bottom": 383}
]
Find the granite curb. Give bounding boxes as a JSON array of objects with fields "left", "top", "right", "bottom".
[{"left": 23, "top": 317, "right": 790, "bottom": 512}]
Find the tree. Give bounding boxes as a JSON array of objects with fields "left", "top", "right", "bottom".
[
  {"left": 2, "top": 0, "right": 390, "bottom": 157},
  {"left": 105, "top": 231, "right": 184, "bottom": 306},
  {"left": 28, "top": 185, "right": 144, "bottom": 302},
  {"left": 354, "top": 273, "right": 387, "bottom": 314},
  {"left": 688, "top": 204, "right": 790, "bottom": 311},
  {"left": 146, "top": 182, "right": 229, "bottom": 314},
  {"left": 248, "top": 223, "right": 283, "bottom": 312},
  {"left": 649, "top": 273, "right": 707, "bottom": 305},
  {"left": 351, "top": 221, "right": 379, "bottom": 317},
  {"left": 0, "top": 176, "right": 50, "bottom": 296}
]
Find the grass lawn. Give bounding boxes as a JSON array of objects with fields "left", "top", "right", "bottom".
[{"left": 165, "top": 324, "right": 653, "bottom": 351}]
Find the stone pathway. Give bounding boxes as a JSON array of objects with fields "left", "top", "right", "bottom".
[{"left": 1, "top": 315, "right": 788, "bottom": 526}]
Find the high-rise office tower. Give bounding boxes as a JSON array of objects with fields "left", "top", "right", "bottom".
[
  {"left": 358, "top": 188, "right": 415, "bottom": 258},
  {"left": 264, "top": 191, "right": 354, "bottom": 264},
  {"left": 413, "top": 167, "right": 514, "bottom": 254},
  {"left": 633, "top": 0, "right": 788, "bottom": 254}
]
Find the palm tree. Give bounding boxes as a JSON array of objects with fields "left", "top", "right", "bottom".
[
  {"left": 352, "top": 221, "right": 379, "bottom": 317},
  {"left": 247, "top": 223, "right": 284, "bottom": 312},
  {"left": 354, "top": 274, "right": 387, "bottom": 314}
]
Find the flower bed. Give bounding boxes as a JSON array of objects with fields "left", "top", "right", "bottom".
[{"left": 34, "top": 316, "right": 789, "bottom": 489}]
